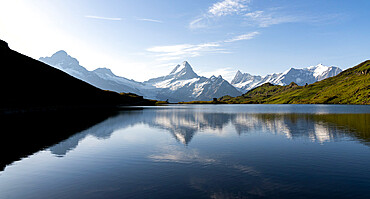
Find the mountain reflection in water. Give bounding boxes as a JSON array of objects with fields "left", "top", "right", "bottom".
[
  {"left": 49, "top": 106, "right": 370, "bottom": 157},
  {"left": 1, "top": 105, "right": 370, "bottom": 199}
]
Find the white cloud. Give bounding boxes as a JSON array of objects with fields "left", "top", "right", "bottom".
[
  {"left": 244, "top": 10, "right": 298, "bottom": 27},
  {"left": 85, "top": 15, "right": 122, "bottom": 21},
  {"left": 190, "top": 0, "right": 250, "bottom": 29},
  {"left": 224, "top": 31, "right": 259, "bottom": 42},
  {"left": 146, "top": 31, "right": 258, "bottom": 63},
  {"left": 209, "top": 0, "right": 249, "bottom": 17},
  {"left": 137, "top": 18, "right": 163, "bottom": 23},
  {"left": 189, "top": 1, "right": 303, "bottom": 29},
  {"left": 189, "top": 17, "right": 208, "bottom": 29},
  {"left": 147, "top": 42, "right": 222, "bottom": 61}
]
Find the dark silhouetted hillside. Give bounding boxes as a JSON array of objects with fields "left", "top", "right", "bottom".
[{"left": 0, "top": 40, "right": 155, "bottom": 113}]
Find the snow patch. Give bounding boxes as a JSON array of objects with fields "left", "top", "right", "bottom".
[
  {"left": 170, "top": 64, "right": 184, "bottom": 74},
  {"left": 313, "top": 64, "right": 330, "bottom": 78}
]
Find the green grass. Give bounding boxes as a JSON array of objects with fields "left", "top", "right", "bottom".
[
  {"left": 178, "top": 100, "right": 227, "bottom": 104},
  {"left": 155, "top": 101, "right": 170, "bottom": 105},
  {"left": 220, "top": 60, "right": 370, "bottom": 105}
]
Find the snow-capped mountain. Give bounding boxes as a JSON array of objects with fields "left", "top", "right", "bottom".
[
  {"left": 39, "top": 50, "right": 157, "bottom": 98},
  {"left": 39, "top": 52, "right": 241, "bottom": 102},
  {"left": 40, "top": 51, "right": 341, "bottom": 101},
  {"left": 144, "top": 61, "right": 242, "bottom": 102},
  {"left": 231, "top": 64, "right": 342, "bottom": 92}
]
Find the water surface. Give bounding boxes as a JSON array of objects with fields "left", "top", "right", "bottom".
[{"left": 1, "top": 105, "right": 370, "bottom": 199}]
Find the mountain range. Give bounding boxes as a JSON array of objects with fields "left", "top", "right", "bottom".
[
  {"left": 220, "top": 60, "right": 370, "bottom": 105},
  {"left": 231, "top": 64, "right": 342, "bottom": 92},
  {"left": 40, "top": 52, "right": 242, "bottom": 102},
  {"left": 143, "top": 61, "right": 242, "bottom": 102},
  {"left": 40, "top": 51, "right": 342, "bottom": 102},
  {"left": 49, "top": 108, "right": 369, "bottom": 157},
  {"left": 39, "top": 50, "right": 156, "bottom": 98}
]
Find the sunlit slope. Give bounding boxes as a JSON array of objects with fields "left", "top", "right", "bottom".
[{"left": 220, "top": 60, "right": 370, "bottom": 105}]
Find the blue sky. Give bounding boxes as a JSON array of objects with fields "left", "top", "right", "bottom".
[{"left": 1, "top": 0, "right": 369, "bottom": 81}]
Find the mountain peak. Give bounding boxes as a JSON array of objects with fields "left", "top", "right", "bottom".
[
  {"left": 170, "top": 61, "right": 192, "bottom": 73},
  {"left": 49, "top": 50, "right": 70, "bottom": 59},
  {"left": 183, "top": 60, "right": 190, "bottom": 66},
  {"left": 46, "top": 50, "right": 80, "bottom": 65},
  {"left": 231, "top": 70, "right": 256, "bottom": 85},
  {"left": 39, "top": 50, "right": 83, "bottom": 73},
  {"left": 208, "top": 75, "right": 223, "bottom": 81},
  {"left": 93, "top": 67, "right": 115, "bottom": 76},
  {"left": 170, "top": 64, "right": 181, "bottom": 74},
  {"left": 169, "top": 61, "right": 198, "bottom": 79},
  {"left": 282, "top": 67, "right": 295, "bottom": 75},
  {"left": 307, "top": 63, "right": 328, "bottom": 70}
]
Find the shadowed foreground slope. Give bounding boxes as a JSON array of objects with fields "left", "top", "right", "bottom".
[
  {"left": 0, "top": 40, "right": 155, "bottom": 170},
  {"left": 0, "top": 110, "right": 119, "bottom": 171},
  {"left": 0, "top": 40, "right": 155, "bottom": 113},
  {"left": 220, "top": 61, "right": 370, "bottom": 105}
]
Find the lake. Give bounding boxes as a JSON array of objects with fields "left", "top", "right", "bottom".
[{"left": 1, "top": 104, "right": 370, "bottom": 199}]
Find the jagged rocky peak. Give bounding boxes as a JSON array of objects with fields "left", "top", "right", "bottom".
[
  {"left": 170, "top": 64, "right": 181, "bottom": 74},
  {"left": 52, "top": 50, "right": 68, "bottom": 57},
  {"left": 49, "top": 50, "right": 73, "bottom": 62},
  {"left": 233, "top": 70, "right": 244, "bottom": 79},
  {"left": 183, "top": 60, "right": 191, "bottom": 67},
  {"left": 40, "top": 50, "right": 80, "bottom": 67},
  {"left": 170, "top": 61, "right": 192, "bottom": 74},
  {"left": 307, "top": 63, "right": 325, "bottom": 70},
  {"left": 231, "top": 70, "right": 243, "bottom": 83},
  {"left": 231, "top": 70, "right": 260, "bottom": 84},
  {"left": 214, "top": 75, "right": 224, "bottom": 81},
  {"left": 306, "top": 63, "right": 333, "bottom": 72},
  {"left": 232, "top": 63, "right": 342, "bottom": 92},
  {"left": 208, "top": 75, "right": 224, "bottom": 83},
  {"left": 169, "top": 61, "right": 199, "bottom": 79},
  {"left": 231, "top": 71, "right": 243, "bottom": 84},
  {"left": 93, "top": 67, "right": 115, "bottom": 76}
]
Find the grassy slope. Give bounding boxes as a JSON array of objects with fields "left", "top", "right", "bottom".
[
  {"left": 220, "top": 60, "right": 370, "bottom": 105},
  {"left": 178, "top": 100, "right": 226, "bottom": 104}
]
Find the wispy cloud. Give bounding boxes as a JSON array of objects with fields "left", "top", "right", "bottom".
[
  {"left": 85, "top": 15, "right": 122, "bottom": 21},
  {"left": 147, "top": 42, "right": 223, "bottom": 61},
  {"left": 209, "top": 0, "right": 250, "bottom": 17},
  {"left": 190, "top": 0, "right": 250, "bottom": 29},
  {"left": 189, "top": 17, "right": 208, "bottom": 29},
  {"left": 146, "top": 31, "right": 258, "bottom": 62},
  {"left": 189, "top": 1, "right": 308, "bottom": 29},
  {"left": 224, "top": 31, "right": 259, "bottom": 42},
  {"left": 244, "top": 10, "right": 298, "bottom": 27},
  {"left": 137, "top": 18, "right": 163, "bottom": 23}
]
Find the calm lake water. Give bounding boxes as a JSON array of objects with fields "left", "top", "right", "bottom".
[{"left": 1, "top": 104, "right": 370, "bottom": 199}]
